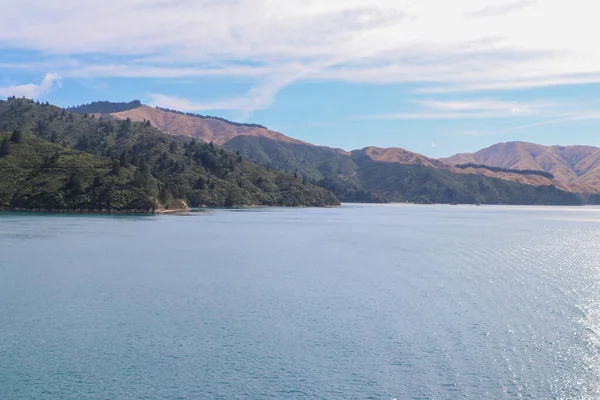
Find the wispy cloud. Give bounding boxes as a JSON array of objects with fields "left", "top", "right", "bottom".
[
  {"left": 458, "top": 131, "right": 502, "bottom": 136},
  {"left": 505, "top": 112, "right": 600, "bottom": 132},
  {"left": 452, "top": 109, "right": 600, "bottom": 137},
  {"left": 148, "top": 82, "right": 280, "bottom": 114},
  {"left": 414, "top": 99, "right": 547, "bottom": 114},
  {"left": 0, "top": 73, "right": 61, "bottom": 98},
  {"left": 2, "top": 1, "right": 600, "bottom": 110},
  {"left": 354, "top": 98, "right": 559, "bottom": 121},
  {"left": 465, "top": 0, "right": 539, "bottom": 18},
  {"left": 148, "top": 66, "right": 310, "bottom": 114}
]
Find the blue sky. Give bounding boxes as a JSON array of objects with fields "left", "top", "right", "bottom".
[{"left": 1, "top": 0, "right": 599, "bottom": 157}]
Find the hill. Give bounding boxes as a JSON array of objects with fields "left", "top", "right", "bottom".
[
  {"left": 357, "top": 146, "right": 447, "bottom": 169},
  {"left": 442, "top": 142, "right": 600, "bottom": 193},
  {"left": 0, "top": 131, "right": 162, "bottom": 212},
  {"left": 349, "top": 155, "right": 582, "bottom": 205},
  {"left": 109, "top": 105, "right": 307, "bottom": 146},
  {"left": 0, "top": 98, "right": 339, "bottom": 211},
  {"left": 67, "top": 100, "right": 590, "bottom": 205}
]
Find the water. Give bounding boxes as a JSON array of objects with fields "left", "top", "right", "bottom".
[{"left": 1, "top": 204, "right": 600, "bottom": 399}]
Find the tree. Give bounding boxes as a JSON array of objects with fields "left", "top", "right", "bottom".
[
  {"left": 93, "top": 176, "right": 103, "bottom": 187},
  {"left": 0, "top": 138, "right": 11, "bottom": 157},
  {"left": 159, "top": 187, "right": 170, "bottom": 204},
  {"left": 111, "top": 159, "right": 121, "bottom": 175},
  {"left": 10, "top": 130, "right": 23, "bottom": 144},
  {"left": 67, "top": 171, "right": 84, "bottom": 195},
  {"left": 119, "top": 151, "right": 129, "bottom": 167}
]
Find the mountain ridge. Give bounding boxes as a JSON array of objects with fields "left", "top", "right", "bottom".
[
  {"left": 442, "top": 141, "right": 600, "bottom": 193},
  {"left": 66, "top": 100, "right": 596, "bottom": 205}
]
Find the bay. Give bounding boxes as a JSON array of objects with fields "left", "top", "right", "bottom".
[{"left": 1, "top": 204, "right": 600, "bottom": 399}]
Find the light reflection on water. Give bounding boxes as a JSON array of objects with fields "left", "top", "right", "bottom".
[{"left": 1, "top": 204, "right": 600, "bottom": 399}]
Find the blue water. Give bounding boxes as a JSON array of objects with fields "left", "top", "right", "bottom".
[{"left": 1, "top": 204, "right": 600, "bottom": 399}]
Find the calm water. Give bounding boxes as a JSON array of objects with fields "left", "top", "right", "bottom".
[{"left": 1, "top": 205, "right": 600, "bottom": 399}]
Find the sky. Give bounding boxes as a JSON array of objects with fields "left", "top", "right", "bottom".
[{"left": 1, "top": 0, "right": 599, "bottom": 157}]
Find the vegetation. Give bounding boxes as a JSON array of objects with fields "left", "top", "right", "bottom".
[
  {"left": 223, "top": 135, "right": 357, "bottom": 182},
  {"left": 0, "top": 98, "right": 339, "bottom": 211},
  {"left": 455, "top": 163, "right": 555, "bottom": 179},
  {"left": 221, "top": 135, "right": 586, "bottom": 205},
  {"left": 67, "top": 100, "right": 142, "bottom": 115},
  {"left": 352, "top": 158, "right": 582, "bottom": 205},
  {"left": 0, "top": 132, "right": 158, "bottom": 211}
]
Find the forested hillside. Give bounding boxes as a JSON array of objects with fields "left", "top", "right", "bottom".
[
  {"left": 70, "top": 100, "right": 592, "bottom": 206},
  {"left": 0, "top": 131, "right": 162, "bottom": 212},
  {"left": 0, "top": 98, "right": 339, "bottom": 211}
]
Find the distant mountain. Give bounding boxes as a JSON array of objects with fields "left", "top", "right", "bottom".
[
  {"left": 442, "top": 142, "right": 600, "bottom": 193},
  {"left": 0, "top": 98, "right": 340, "bottom": 211},
  {"left": 64, "top": 102, "right": 583, "bottom": 205},
  {"left": 348, "top": 155, "right": 582, "bottom": 205}
]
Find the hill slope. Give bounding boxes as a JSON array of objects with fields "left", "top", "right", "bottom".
[
  {"left": 443, "top": 142, "right": 600, "bottom": 193},
  {"left": 0, "top": 98, "right": 339, "bottom": 210},
  {"left": 0, "top": 132, "right": 163, "bottom": 212},
  {"left": 110, "top": 105, "right": 307, "bottom": 146},
  {"left": 350, "top": 155, "right": 582, "bottom": 205},
  {"left": 69, "top": 101, "right": 589, "bottom": 205}
]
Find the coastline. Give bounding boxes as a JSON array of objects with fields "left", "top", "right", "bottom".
[{"left": 1, "top": 207, "right": 181, "bottom": 215}]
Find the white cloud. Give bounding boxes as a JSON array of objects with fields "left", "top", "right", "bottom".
[
  {"left": 148, "top": 66, "right": 309, "bottom": 113},
  {"left": 354, "top": 98, "right": 567, "bottom": 120},
  {"left": 355, "top": 111, "right": 511, "bottom": 120},
  {"left": 415, "top": 99, "right": 545, "bottom": 113},
  {"left": 505, "top": 112, "right": 600, "bottom": 132},
  {"left": 2, "top": 0, "right": 600, "bottom": 109},
  {"left": 459, "top": 131, "right": 501, "bottom": 136},
  {"left": 0, "top": 73, "right": 61, "bottom": 98},
  {"left": 465, "top": 0, "right": 539, "bottom": 18}
]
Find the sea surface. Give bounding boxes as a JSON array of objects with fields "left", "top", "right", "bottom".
[{"left": 1, "top": 204, "right": 600, "bottom": 399}]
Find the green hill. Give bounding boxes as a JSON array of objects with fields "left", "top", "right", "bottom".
[
  {"left": 222, "top": 135, "right": 584, "bottom": 205},
  {"left": 48, "top": 100, "right": 588, "bottom": 206},
  {"left": 0, "top": 98, "right": 339, "bottom": 211},
  {"left": 0, "top": 132, "right": 161, "bottom": 212},
  {"left": 223, "top": 135, "right": 357, "bottom": 182},
  {"left": 351, "top": 157, "right": 582, "bottom": 205}
]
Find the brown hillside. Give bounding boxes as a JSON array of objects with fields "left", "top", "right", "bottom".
[
  {"left": 110, "top": 106, "right": 593, "bottom": 193},
  {"left": 442, "top": 142, "right": 600, "bottom": 193},
  {"left": 360, "top": 146, "right": 448, "bottom": 168},
  {"left": 353, "top": 146, "right": 559, "bottom": 188},
  {"left": 111, "top": 105, "right": 308, "bottom": 146}
]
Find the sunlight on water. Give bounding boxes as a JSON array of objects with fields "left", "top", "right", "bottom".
[{"left": 1, "top": 205, "right": 600, "bottom": 399}]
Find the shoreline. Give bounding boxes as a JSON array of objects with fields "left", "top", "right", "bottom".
[
  {"left": 0, "top": 203, "right": 341, "bottom": 215},
  {"left": 1, "top": 207, "right": 179, "bottom": 215}
]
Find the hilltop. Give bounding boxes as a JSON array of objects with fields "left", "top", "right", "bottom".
[
  {"left": 109, "top": 105, "right": 306, "bottom": 146},
  {"left": 442, "top": 142, "right": 600, "bottom": 194}
]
